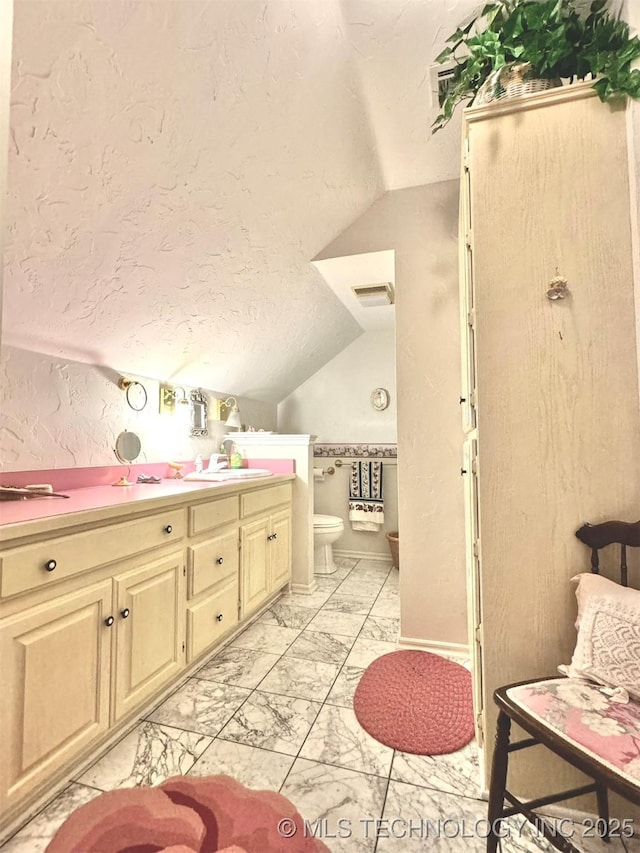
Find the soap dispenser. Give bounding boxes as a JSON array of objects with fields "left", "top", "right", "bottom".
[{"left": 229, "top": 445, "right": 244, "bottom": 469}]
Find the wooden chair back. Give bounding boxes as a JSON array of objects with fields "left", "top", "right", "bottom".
[{"left": 575, "top": 519, "right": 640, "bottom": 587}]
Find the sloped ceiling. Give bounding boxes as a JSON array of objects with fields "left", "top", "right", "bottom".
[{"left": 3, "top": 0, "right": 476, "bottom": 403}]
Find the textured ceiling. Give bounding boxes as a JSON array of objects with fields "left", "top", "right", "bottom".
[{"left": 3, "top": 0, "right": 475, "bottom": 403}]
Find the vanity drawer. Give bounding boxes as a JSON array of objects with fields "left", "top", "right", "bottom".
[
  {"left": 240, "top": 484, "right": 292, "bottom": 518},
  {"left": 187, "top": 530, "right": 238, "bottom": 599},
  {"left": 186, "top": 580, "right": 238, "bottom": 662},
  {"left": 189, "top": 496, "right": 238, "bottom": 537},
  {"left": 0, "top": 509, "right": 186, "bottom": 599}
]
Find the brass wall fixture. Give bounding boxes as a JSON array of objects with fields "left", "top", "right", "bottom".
[
  {"left": 212, "top": 396, "right": 242, "bottom": 428},
  {"left": 118, "top": 377, "right": 148, "bottom": 412},
  {"left": 159, "top": 383, "right": 190, "bottom": 415}
]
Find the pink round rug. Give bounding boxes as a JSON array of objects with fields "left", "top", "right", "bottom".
[{"left": 353, "top": 650, "right": 474, "bottom": 755}]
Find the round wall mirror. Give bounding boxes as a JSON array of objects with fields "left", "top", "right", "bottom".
[{"left": 114, "top": 430, "right": 142, "bottom": 463}]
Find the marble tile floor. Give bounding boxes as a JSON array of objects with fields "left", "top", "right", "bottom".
[{"left": 1, "top": 556, "right": 634, "bottom": 853}]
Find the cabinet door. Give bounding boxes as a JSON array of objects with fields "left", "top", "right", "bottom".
[
  {"left": 113, "top": 552, "right": 184, "bottom": 721},
  {"left": 269, "top": 508, "right": 292, "bottom": 593},
  {"left": 0, "top": 581, "right": 112, "bottom": 815},
  {"left": 240, "top": 516, "right": 269, "bottom": 618}
]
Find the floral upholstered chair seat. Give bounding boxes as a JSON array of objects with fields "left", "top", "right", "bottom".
[{"left": 506, "top": 677, "right": 640, "bottom": 788}]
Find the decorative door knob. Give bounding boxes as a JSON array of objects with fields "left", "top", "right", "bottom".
[
  {"left": 45, "top": 559, "right": 57, "bottom": 572},
  {"left": 104, "top": 616, "right": 115, "bottom": 627},
  {"left": 121, "top": 608, "right": 130, "bottom": 619},
  {"left": 164, "top": 524, "right": 173, "bottom": 534}
]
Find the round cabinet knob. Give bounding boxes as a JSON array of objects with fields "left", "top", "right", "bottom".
[
  {"left": 164, "top": 524, "right": 173, "bottom": 534},
  {"left": 216, "top": 613, "right": 224, "bottom": 622},
  {"left": 121, "top": 608, "right": 130, "bottom": 619},
  {"left": 104, "top": 615, "right": 115, "bottom": 627},
  {"left": 461, "top": 468, "right": 468, "bottom": 476},
  {"left": 44, "top": 559, "right": 57, "bottom": 572},
  {"left": 272, "top": 533, "right": 278, "bottom": 540},
  {"left": 216, "top": 557, "right": 224, "bottom": 565},
  {"left": 459, "top": 396, "right": 466, "bottom": 404}
]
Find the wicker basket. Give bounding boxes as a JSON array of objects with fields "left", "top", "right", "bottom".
[
  {"left": 386, "top": 531, "right": 399, "bottom": 570},
  {"left": 474, "top": 62, "right": 562, "bottom": 106}
]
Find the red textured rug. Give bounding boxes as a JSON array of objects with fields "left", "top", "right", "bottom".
[
  {"left": 45, "top": 775, "right": 330, "bottom": 853},
  {"left": 353, "top": 650, "right": 474, "bottom": 755}
]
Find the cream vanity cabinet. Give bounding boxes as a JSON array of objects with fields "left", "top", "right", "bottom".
[
  {"left": 0, "top": 508, "right": 186, "bottom": 818},
  {"left": 459, "top": 83, "right": 640, "bottom": 800},
  {"left": 0, "top": 476, "right": 293, "bottom": 830},
  {"left": 185, "top": 494, "right": 240, "bottom": 663},
  {"left": 239, "top": 483, "right": 292, "bottom": 617}
]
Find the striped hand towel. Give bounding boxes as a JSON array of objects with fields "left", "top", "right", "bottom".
[{"left": 348, "top": 461, "right": 384, "bottom": 531}]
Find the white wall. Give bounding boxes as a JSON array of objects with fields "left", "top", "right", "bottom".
[
  {"left": 278, "top": 328, "right": 397, "bottom": 558},
  {"left": 0, "top": 345, "right": 276, "bottom": 472},
  {"left": 278, "top": 330, "right": 396, "bottom": 442},
  {"left": 4, "top": 0, "right": 379, "bottom": 404},
  {"left": 314, "top": 461, "right": 398, "bottom": 559},
  {"left": 314, "top": 182, "right": 467, "bottom": 646},
  {"left": 0, "top": 0, "right": 12, "bottom": 341}
]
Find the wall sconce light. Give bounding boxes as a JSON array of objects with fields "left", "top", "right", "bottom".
[
  {"left": 213, "top": 396, "right": 242, "bottom": 428},
  {"left": 159, "top": 384, "right": 190, "bottom": 415}
]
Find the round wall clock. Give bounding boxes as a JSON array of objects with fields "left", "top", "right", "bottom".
[{"left": 370, "top": 388, "right": 390, "bottom": 411}]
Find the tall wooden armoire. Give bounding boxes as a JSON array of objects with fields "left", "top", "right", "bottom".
[{"left": 459, "top": 82, "right": 640, "bottom": 809}]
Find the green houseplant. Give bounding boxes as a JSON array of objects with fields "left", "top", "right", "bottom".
[{"left": 432, "top": 0, "right": 640, "bottom": 131}]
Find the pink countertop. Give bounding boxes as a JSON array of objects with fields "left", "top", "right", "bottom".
[{"left": 0, "top": 474, "right": 295, "bottom": 541}]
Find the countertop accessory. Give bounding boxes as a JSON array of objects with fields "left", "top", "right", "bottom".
[
  {"left": 118, "top": 378, "right": 148, "bottom": 412},
  {"left": 113, "top": 430, "right": 142, "bottom": 486},
  {"left": 168, "top": 461, "right": 184, "bottom": 479},
  {"left": 0, "top": 485, "right": 70, "bottom": 500},
  {"left": 136, "top": 474, "right": 161, "bottom": 484}
]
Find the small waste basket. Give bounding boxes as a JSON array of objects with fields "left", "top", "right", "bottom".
[{"left": 386, "top": 531, "right": 399, "bottom": 570}]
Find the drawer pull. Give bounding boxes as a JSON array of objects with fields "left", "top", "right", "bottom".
[
  {"left": 164, "top": 524, "right": 173, "bottom": 534},
  {"left": 267, "top": 534, "right": 274, "bottom": 541},
  {"left": 216, "top": 613, "right": 224, "bottom": 622},
  {"left": 216, "top": 557, "right": 224, "bottom": 565},
  {"left": 272, "top": 533, "right": 278, "bottom": 540},
  {"left": 121, "top": 608, "right": 130, "bottom": 619},
  {"left": 104, "top": 615, "right": 115, "bottom": 627},
  {"left": 44, "top": 559, "right": 57, "bottom": 572}
]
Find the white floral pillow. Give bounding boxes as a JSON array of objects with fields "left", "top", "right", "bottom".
[{"left": 560, "top": 573, "right": 640, "bottom": 701}]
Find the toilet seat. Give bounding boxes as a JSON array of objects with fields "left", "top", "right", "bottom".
[{"left": 313, "top": 514, "right": 343, "bottom": 529}]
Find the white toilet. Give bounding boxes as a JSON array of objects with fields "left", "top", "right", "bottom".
[{"left": 313, "top": 514, "right": 344, "bottom": 575}]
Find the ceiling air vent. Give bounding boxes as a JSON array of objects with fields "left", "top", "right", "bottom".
[
  {"left": 351, "top": 282, "right": 395, "bottom": 308},
  {"left": 430, "top": 62, "right": 456, "bottom": 109}
]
